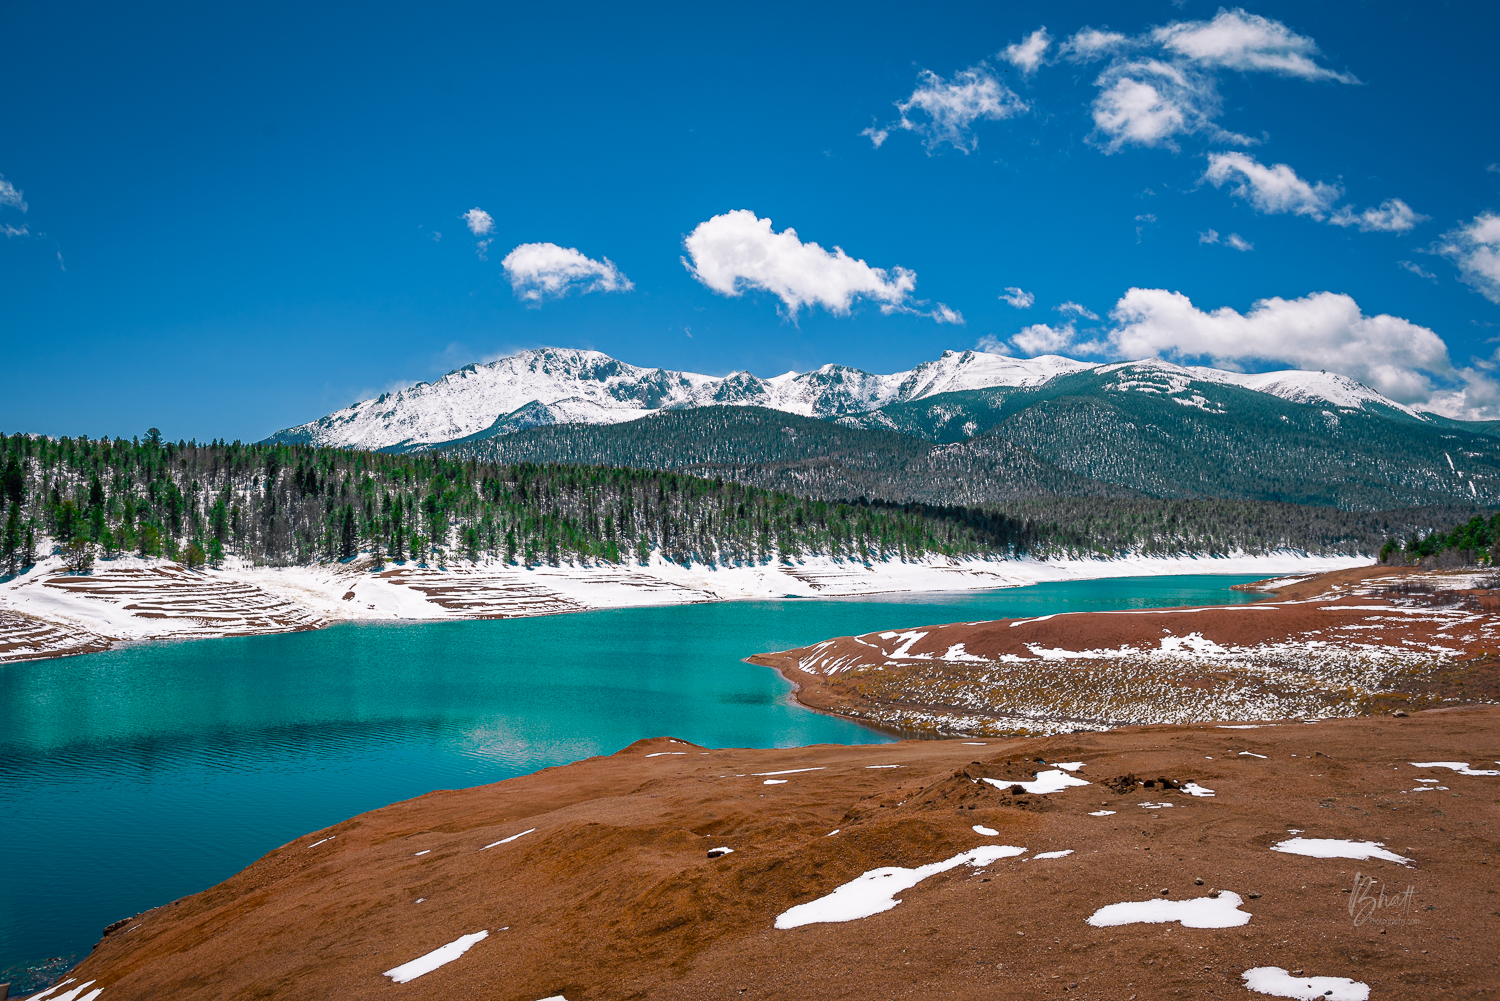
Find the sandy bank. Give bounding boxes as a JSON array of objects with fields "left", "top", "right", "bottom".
[
  {"left": 50, "top": 707, "right": 1500, "bottom": 1000},
  {"left": 0, "top": 550, "right": 1369, "bottom": 663},
  {"left": 748, "top": 566, "right": 1500, "bottom": 737}
]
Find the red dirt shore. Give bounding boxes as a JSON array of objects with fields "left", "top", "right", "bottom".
[
  {"left": 746, "top": 566, "right": 1500, "bottom": 736},
  {"left": 53, "top": 706, "right": 1500, "bottom": 1000}
]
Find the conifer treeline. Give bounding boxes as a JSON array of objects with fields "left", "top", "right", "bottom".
[
  {"left": 0, "top": 432, "right": 1014, "bottom": 575},
  {"left": 1, "top": 431, "right": 1468, "bottom": 578}
]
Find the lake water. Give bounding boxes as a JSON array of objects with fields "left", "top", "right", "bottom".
[{"left": 0, "top": 574, "right": 1263, "bottom": 980}]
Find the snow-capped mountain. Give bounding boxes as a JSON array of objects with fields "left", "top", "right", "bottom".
[{"left": 264, "top": 346, "right": 1421, "bottom": 451}]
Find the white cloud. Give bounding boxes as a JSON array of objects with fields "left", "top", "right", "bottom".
[
  {"left": 1059, "top": 28, "right": 1130, "bottom": 62},
  {"left": 2, "top": 223, "right": 27, "bottom": 238},
  {"left": 1199, "top": 228, "right": 1220, "bottom": 244},
  {"left": 1079, "top": 12, "right": 1352, "bottom": 152},
  {"left": 1010, "top": 322, "right": 1077, "bottom": 355},
  {"left": 1204, "top": 152, "right": 1341, "bottom": 218},
  {"left": 930, "top": 303, "right": 966, "bottom": 325},
  {"left": 1057, "top": 301, "right": 1099, "bottom": 320},
  {"left": 868, "top": 64, "right": 1028, "bottom": 153},
  {"left": 462, "top": 208, "right": 493, "bottom": 236},
  {"left": 1224, "top": 232, "right": 1253, "bottom": 251},
  {"left": 1153, "top": 9, "right": 1358, "bottom": 82},
  {"left": 1330, "top": 198, "right": 1426, "bottom": 233},
  {"left": 1107, "top": 287, "right": 1459, "bottom": 407},
  {"left": 682, "top": 209, "right": 928, "bottom": 318},
  {"left": 501, "top": 242, "right": 633, "bottom": 302},
  {"left": 1002, "top": 28, "right": 1051, "bottom": 75},
  {"left": 1205, "top": 153, "right": 1424, "bottom": 236},
  {"left": 999, "top": 286, "right": 1035, "bottom": 308},
  {"left": 1438, "top": 212, "right": 1500, "bottom": 304},
  {"left": 0, "top": 176, "right": 27, "bottom": 212},
  {"left": 1089, "top": 59, "right": 1245, "bottom": 152},
  {"left": 1398, "top": 260, "right": 1438, "bottom": 281}
]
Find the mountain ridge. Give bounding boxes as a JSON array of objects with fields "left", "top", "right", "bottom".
[{"left": 264, "top": 346, "right": 1425, "bottom": 452}]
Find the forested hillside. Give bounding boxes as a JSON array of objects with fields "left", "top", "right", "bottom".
[
  {"left": 445, "top": 406, "right": 1129, "bottom": 506},
  {"left": 840, "top": 365, "right": 1500, "bottom": 510},
  {"left": 2, "top": 431, "right": 1482, "bottom": 579},
  {"left": 0, "top": 431, "right": 1046, "bottom": 576}
]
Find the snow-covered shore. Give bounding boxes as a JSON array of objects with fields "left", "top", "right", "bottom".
[{"left": 0, "top": 549, "right": 1372, "bottom": 663}]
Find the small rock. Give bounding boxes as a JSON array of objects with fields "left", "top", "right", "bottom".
[
  {"left": 1292, "top": 969, "right": 1304, "bottom": 976},
  {"left": 1160, "top": 888, "right": 1170, "bottom": 896},
  {"left": 1194, "top": 878, "right": 1204, "bottom": 885},
  {"left": 1248, "top": 892, "right": 1261, "bottom": 899},
  {"left": 1393, "top": 710, "right": 1409, "bottom": 717}
]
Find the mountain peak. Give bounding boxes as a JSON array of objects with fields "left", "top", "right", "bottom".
[{"left": 264, "top": 347, "right": 1426, "bottom": 451}]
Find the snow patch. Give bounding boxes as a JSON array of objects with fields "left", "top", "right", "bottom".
[
  {"left": 384, "top": 929, "right": 489, "bottom": 983},
  {"left": 1241, "top": 966, "right": 1369, "bottom": 1000},
  {"left": 981, "top": 769, "right": 1090, "bottom": 795},
  {"left": 1270, "top": 838, "right": 1412, "bottom": 865},
  {"left": 775, "top": 845, "right": 1027, "bottom": 928},
  {"left": 1410, "top": 760, "right": 1500, "bottom": 776},
  {"left": 481, "top": 828, "right": 536, "bottom": 850},
  {"left": 1086, "top": 891, "right": 1252, "bottom": 928}
]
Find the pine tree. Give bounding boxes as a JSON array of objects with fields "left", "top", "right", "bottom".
[{"left": 2, "top": 500, "right": 19, "bottom": 577}]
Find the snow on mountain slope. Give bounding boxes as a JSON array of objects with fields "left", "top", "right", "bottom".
[
  {"left": 266, "top": 347, "right": 1425, "bottom": 451},
  {"left": 1094, "top": 359, "right": 1419, "bottom": 416}
]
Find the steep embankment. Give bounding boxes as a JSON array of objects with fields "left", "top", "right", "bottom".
[
  {"left": 749, "top": 566, "right": 1500, "bottom": 736},
  {"left": 50, "top": 708, "right": 1500, "bottom": 1000}
]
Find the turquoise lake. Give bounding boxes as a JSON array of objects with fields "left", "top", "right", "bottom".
[{"left": 0, "top": 574, "right": 1264, "bottom": 977}]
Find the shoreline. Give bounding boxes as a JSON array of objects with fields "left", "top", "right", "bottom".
[
  {"left": 44, "top": 708, "right": 1500, "bottom": 999},
  {"left": 1, "top": 550, "right": 1371, "bottom": 664},
  {"left": 747, "top": 564, "right": 1500, "bottom": 737}
]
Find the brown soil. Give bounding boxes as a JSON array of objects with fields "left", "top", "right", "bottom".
[
  {"left": 749, "top": 567, "right": 1500, "bottom": 736},
  {"left": 60, "top": 707, "right": 1500, "bottom": 999}
]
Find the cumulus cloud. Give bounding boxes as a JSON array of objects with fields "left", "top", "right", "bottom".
[
  {"left": 865, "top": 63, "right": 1028, "bottom": 153},
  {"left": 1107, "top": 287, "right": 1460, "bottom": 407},
  {"left": 1057, "top": 301, "right": 1099, "bottom": 320},
  {"left": 1090, "top": 59, "right": 1221, "bottom": 151},
  {"left": 1059, "top": 27, "right": 1129, "bottom": 62},
  {"left": 462, "top": 208, "right": 493, "bottom": 236},
  {"left": 682, "top": 209, "right": 939, "bottom": 320},
  {"left": 1079, "top": 11, "right": 1353, "bottom": 152},
  {"left": 999, "top": 286, "right": 1035, "bottom": 308},
  {"left": 1010, "top": 322, "right": 1077, "bottom": 355},
  {"left": 1204, "top": 152, "right": 1425, "bottom": 235},
  {"left": 0, "top": 176, "right": 27, "bottom": 212},
  {"left": 1224, "top": 232, "right": 1253, "bottom": 251},
  {"left": 1, "top": 223, "right": 27, "bottom": 238},
  {"left": 1002, "top": 28, "right": 1051, "bottom": 75},
  {"left": 501, "top": 242, "right": 633, "bottom": 302},
  {"left": 1204, "top": 152, "right": 1341, "bottom": 218},
  {"left": 1438, "top": 212, "right": 1500, "bottom": 304},
  {"left": 1152, "top": 9, "right": 1358, "bottom": 82},
  {"left": 1330, "top": 198, "right": 1427, "bottom": 233}
]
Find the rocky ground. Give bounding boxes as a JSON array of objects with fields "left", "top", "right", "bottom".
[
  {"left": 748, "top": 566, "right": 1500, "bottom": 737},
  {"left": 40, "top": 706, "right": 1500, "bottom": 1000}
]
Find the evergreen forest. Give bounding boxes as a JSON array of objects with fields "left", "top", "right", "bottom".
[{"left": 0, "top": 430, "right": 1484, "bottom": 579}]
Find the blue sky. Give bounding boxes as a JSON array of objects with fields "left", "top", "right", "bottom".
[{"left": 2, "top": 0, "right": 1498, "bottom": 441}]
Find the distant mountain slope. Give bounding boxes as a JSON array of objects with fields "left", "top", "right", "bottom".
[
  {"left": 265, "top": 347, "right": 1094, "bottom": 451},
  {"left": 443, "top": 406, "right": 1130, "bottom": 506},
  {"left": 264, "top": 347, "right": 1428, "bottom": 453},
  {"left": 266, "top": 347, "right": 1500, "bottom": 511},
  {"left": 834, "top": 361, "right": 1500, "bottom": 510}
]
